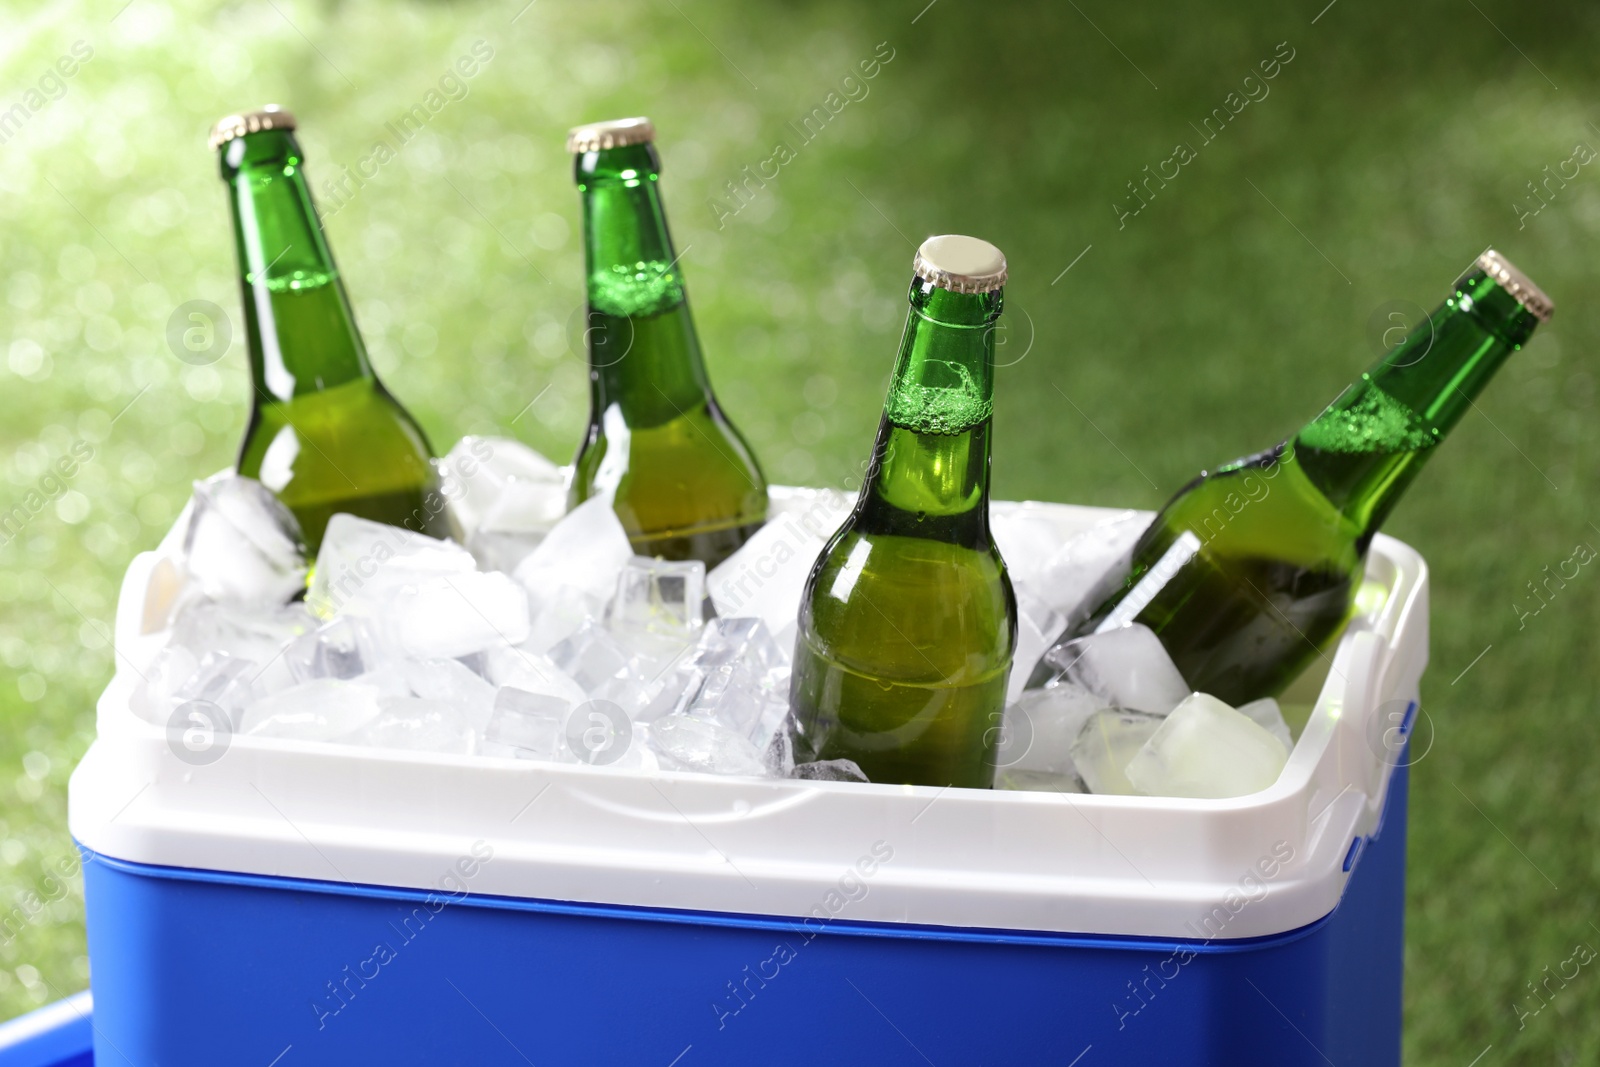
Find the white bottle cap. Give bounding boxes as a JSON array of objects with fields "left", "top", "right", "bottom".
[
  {"left": 913, "top": 234, "right": 1007, "bottom": 294},
  {"left": 566, "top": 117, "right": 656, "bottom": 154}
]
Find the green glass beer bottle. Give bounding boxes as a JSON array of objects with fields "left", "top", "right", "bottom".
[
  {"left": 1030, "top": 249, "right": 1552, "bottom": 703},
  {"left": 788, "top": 236, "right": 1017, "bottom": 789},
  {"left": 213, "top": 107, "right": 447, "bottom": 554},
  {"left": 566, "top": 117, "right": 767, "bottom": 567}
]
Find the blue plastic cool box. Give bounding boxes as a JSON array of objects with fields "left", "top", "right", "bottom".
[{"left": 68, "top": 494, "right": 1428, "bottom": 1066}]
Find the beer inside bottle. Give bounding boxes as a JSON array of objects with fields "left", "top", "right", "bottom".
[
  {"left": 788, "top": 236, "right": 1017, "bottom": 789},
  {"left": 567, "top": 117, "right": 767, "bottom": 567},
  {"left": 214, "top": 107, "right": 447, "bottom": 554},
  {"left": 1030, "top": 250, "right": 1552, "bottom": 703}
]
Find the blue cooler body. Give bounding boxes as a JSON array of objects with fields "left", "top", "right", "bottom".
[
  {"left": 67, "top": 500, "right": 1429, "bottom": 1067},
  {"left": 76, "top": 759, "right": 1406, "bottom": 1067}
]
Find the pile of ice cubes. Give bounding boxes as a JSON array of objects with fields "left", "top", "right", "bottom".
[
  {"left": 997, "top": 624, "right": 1293, "bottom": 799},
  {"left": 130, "top": 438, "right": 796, "bottom": 778},
  {"left": 126, "top": 436, "right": 1296, "bottom": 797}
]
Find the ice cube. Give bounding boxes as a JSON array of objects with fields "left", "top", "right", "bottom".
[
  {"left": 307, "top": 514, "right": 474, "bottom": 618},
  {"left": 483, "top": 644, "right": 589, "bottom": 706},
  {"left": 522, "top": 592, "right": 596, "bottom": 655},
  {"left": 484, "top": 686, "right": 572, "bottom": 761},
  {"left": 181, "top": 474, "right": 308, "bottom": 607},
  {"left": 549, "top": 620, "right": 636, "bottom": 695},
  {"left": 1008, "top": 590, "right": 1064, "bottom": 705},
  {"left": 608, "top": 557, "right": 706, "bottom": 642},
  {"left": 1038, "top": 623, "right": 1188, "bottom": 716},
  {"left": 401, "top": 657, "right": 498, "bottom": 730},
  {"left": 436, "top": 436, "right": 565, "bottom": 542},
  {"left": 392, "top": 571, "right": 530, "bottom": 659},
  {"left": 169, "top": 599, "right": 315, "bottom": 665},
  {"left": 650, "top": 714, "right": 768, "bottom": 776},
  {"left": 990, "top": 507, "right": 1065, "bottom": 589},
  {"left": 643, "top": 618, "right": 790, "bottom": 748},
  {"left": 1070, "top": 709, "right": 1164, "bottom": 795},
  {"left": 1236, "top": 697, "right": 1293, "bottom": 754},
  {"left": 561, "top": 698, "right": 635, "bottom": 766},
  {"left": 241, "top": 679, "right": 384, "bottom": 741},
  {"left": 790, "top": 759, "right": 868, "bottom": 783},
  {"left": 1124, "top": 692, "right": 1290, "bottom": 799},
  {"left": 348, "top": 695, "right": 475, "bottom": 754},
  {"left": 1037, "top": 510, "right": 1148, "bottom": 624},
  {"left": 175, "top": 651, "right": 261, "bottom": 727},
  {"left": 284, "top": 617, "right": 375, "bottom": 683},
  {"left": 997, "top": 683, "right": 1103, "bottom": 778},
  {"left": 130, "top": 645, "right": 200, "bottom": 724},
  {"left": 514, "top": 495, "right": 634, "bottom": 604},
  {"left": 706, "top": 492, "right": 851, "bottom": 644}
]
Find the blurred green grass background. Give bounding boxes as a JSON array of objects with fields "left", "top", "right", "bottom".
[{"left": 2, "top": 0, "right": 1598, "bottom": 1060}]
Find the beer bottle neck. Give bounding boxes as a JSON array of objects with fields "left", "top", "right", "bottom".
[
  {"left": 575, "top": 143, "right": 708, "bottom": 424},
  {"left": 856, "top": 282, "right": 1002, "bottom": 546},
  {"left": 221, "top": 130, "right": 372, "bottom": 402},
  {"left": 1292, "top": 268, "right": 1540, "bottom": 536}
]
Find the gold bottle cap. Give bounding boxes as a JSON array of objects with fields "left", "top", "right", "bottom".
[
  {"left": 913, "top": 235, "right": 1008, "bottom": 294},
  {"left": 209, "top": 106, "right": 296, "bottom": 150},
  {"left": 1477, "top": 249, "right": 1553, "bottom": 323},
  {"left": 566, "top": 116, "right": 655, "bottom": 154}
]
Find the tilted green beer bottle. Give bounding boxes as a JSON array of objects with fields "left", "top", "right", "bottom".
[
  {"left": 567, "top": 117, "right": 767, "bottom": 567},
  {"left": 1030, "top": 249, "right": 1552, "bottom": 703},
  {"left": 213, "top": 107, "right": 447, "bottom": 554},
  {"left": 789, "top": 236, "right": 1017, "bottom": 789}
]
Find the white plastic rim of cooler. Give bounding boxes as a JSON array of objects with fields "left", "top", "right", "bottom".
[{"left": 69, "top": 489, "right": 1428, "bottom": 941}]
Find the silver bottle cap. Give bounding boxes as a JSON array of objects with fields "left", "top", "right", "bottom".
[
  {"left": 913, "top": 235, "right": 1007, "bottom": 294},
  {"left": 209, "top": 105, "right": 296, "bottom": 150},
  {"left": 1477, "top": 249, "right": 1553, "bottom": 323},
  {"left": 566, "top": 117, "right": 655, "bottom": 154}
]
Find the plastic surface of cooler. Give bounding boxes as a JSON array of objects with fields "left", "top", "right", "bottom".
[
  {"left": 68, "top": 492, "right": 1428, "bottom": 1066},
  {"left": 0, "top": 993, "right": 92, "bottom": 1067}
]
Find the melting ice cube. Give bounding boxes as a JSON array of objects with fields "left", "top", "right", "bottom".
[
  {"left": 483, "top": 644, "right": 588, "bottom": 707},
  {"left": 1009, "top": 589, "right": 1065, "bottom": 705},
  {"left": 997, "top": 682, "right": 1102, "bottom": 779},
  {"left": 706, "top": 491, "right": 852, "bottom": 648},
  {"left": 1235, "top": 697, "right": 1293, "bottom": 754},
  {"left": 1123, "top": 692, "right": 1289, "bottom": 799},
  {"left": 650, "top": 714, "right": 768, "bottom": 776},
  {"left": 437, "top": 436, "right": 568, "bottom": 572},
  {"left": 1038, "top": 623, "right": 1188, "bottom": 716},
  {"left": 1069, "top": 709, "right": 1164, "bottom": 795},
  {"left": 790, "top": 759, "right": 868, "bottom": 783},
  {"left": 484, "top": 686, "right": 572, "bottom": 761},
  {"left": 608, "top": 557, "right": 706, "bottom": 642},
  {"left": 1036, "top": 510, "right": 1148, "bottom": 624},
  {"left": 241, "top": 678, "right": 384, "bottom": 741},
  {"left": 990, "top": 506, "right": 1065, "bottom": 590},
  {"left": 514, "top": 495, "right": 634, "bottom": 604},
  {"left": 401, "top": 657, "right": 498, "bottom": 732},
  {"left": 175, "top": 651, "right": 262, "bottom": 728},
  {"left": 307, "top": 514, "right": 475, "bottom": 619},
  {"left": 437, "top": 436, "right": 565, "bottom": 536},
  {"left": 285, "top": 617, "right": 375, "bottom": 683},
  {"left": 392, "top": 571, "right": 530, "bottom": 659},
  {"left": 181, "top": 474, "right": 308, "bottom": 608},
  {"left": 130, "top": 645, "right": 200, "bottom": 724},
  {"left": 169, "top": 599, "right": 315, "bottom": 666},
  {"left": 349, "top": 696, "right": 476, "bottom": 754},
  {"left": 643, "top": 617, "right": 789, "bottom": 749},
  {"left": 550, "top": 621, "right": 637, "bottom": 697}
]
